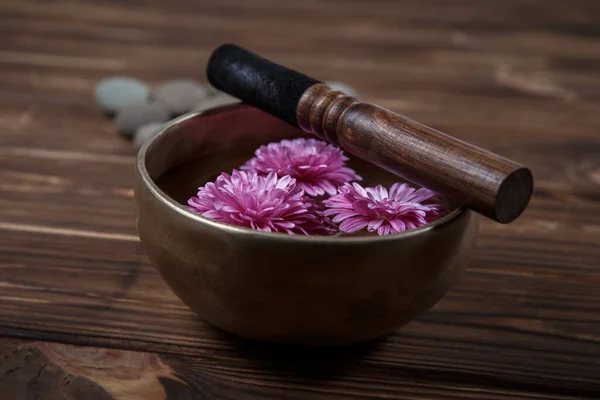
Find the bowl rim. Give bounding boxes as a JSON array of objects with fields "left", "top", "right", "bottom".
[{"left": 136, "top": 105, "right": 469, "bottom": 244}]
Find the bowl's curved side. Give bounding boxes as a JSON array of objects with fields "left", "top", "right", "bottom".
[
  {"left": 135, "top": 105, "right": 480, "bottom": 345},
  {"left": 137, "top": 185, "right": 478, "bottom": 344}
]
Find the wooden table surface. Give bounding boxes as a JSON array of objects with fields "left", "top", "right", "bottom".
[{"left": 1, "top": 0, "right": 599, "bottom": 399}]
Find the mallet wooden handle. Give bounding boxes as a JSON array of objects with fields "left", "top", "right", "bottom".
[{"left": 207, "top": 44, "right": 533, "bottom": 223}]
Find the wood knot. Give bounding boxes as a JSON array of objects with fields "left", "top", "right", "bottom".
[
  {"left": 296, "top": 83, "right": 359, "bottom": 145},
  {"left": 37, "top": 342, "right": 186, "bottom": 399}
]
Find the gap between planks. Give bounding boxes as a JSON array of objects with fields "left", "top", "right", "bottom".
[
  {"left": 0, "top": 147, "right": 135, "bottom": 164},
  {"left": 0, "top": 222, "right": 139, "bottom": 242}
]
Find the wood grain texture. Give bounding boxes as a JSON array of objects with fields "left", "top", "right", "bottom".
[
  {"left": 4, "top": 338, "right": 595, "bottom": 400},
  {"left": 0, "top": 338, "right": 190, "bottom": 400},
  {"left": 1, "top": 0, "right": 599, "bottom": 398}
]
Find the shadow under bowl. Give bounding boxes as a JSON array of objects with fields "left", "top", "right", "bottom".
[{"left": 134, "top": 104, "right": 479, "bottom": 345}]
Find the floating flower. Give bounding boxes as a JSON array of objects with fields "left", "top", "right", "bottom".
[
  {"left": 323, "top": 182, "right": 448, "bottom": 236},
  {"left": 241, "top": 138, "right": 361, "bottom": 197},
  {"left": 187, "top": 170, "right": 334, "bottom": 235}
]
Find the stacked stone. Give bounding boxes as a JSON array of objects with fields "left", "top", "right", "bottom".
[{"left": 94, "top": 77, "right": 356, "bottom": 149}]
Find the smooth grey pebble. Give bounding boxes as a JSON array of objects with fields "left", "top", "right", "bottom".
[
  {"left": 94, "top": 77, "right": 150, "bottom": 114},
  {"left": 325, "top": 81, "right": 358, "bottom": 97},
  {"left": 115, "top": 103, "right": 170, "bottom": 139},
  {"left": 193, "top": 91, "right": 240, "bottom": 113},
  {"left": 154, "top": 79, "right": 207, "bottom": 116},
  {"left": 133, "top": 122, "right": 165, "bottom": 149}
]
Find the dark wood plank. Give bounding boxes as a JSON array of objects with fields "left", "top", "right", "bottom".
[
  {"left": 1, "top": 0, "right": 599, "bottom": 398},
  {"left": 0, "top": 338, "right": 595, "bottom": 399},
  {"left": 1, "top": 150, "right": 137, "bottom": 234},
  {"left": 1, "top": 224, "right": 599, "bottom": 397}
]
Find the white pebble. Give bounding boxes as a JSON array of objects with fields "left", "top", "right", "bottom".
[
  {"left": 133, "top": 122, "right": 165, "bottom": 149},
  {"left": 115, "top": 103, "right": 169, "bottom": 139},
  {"left": 193, "top": 91, "right": 240, "bottom": 113},
  {"left": 94, "top": 77, "right": 150, "bottom": 114},
  {"left": 154, "top": 79, "right": 207, "bottom": 116}
]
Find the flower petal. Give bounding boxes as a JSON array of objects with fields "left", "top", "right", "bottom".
[
  {"left": 367, "top": 219, "right": 384, "bottom": 232},
  {"left": 388, "top": 219, "right": 406, "bottom": 233},
  {"left": 339, "top": 217, "right": 370, "bottom": 233}
]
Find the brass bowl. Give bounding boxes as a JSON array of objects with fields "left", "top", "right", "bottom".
[{"left": 135, "top": 104, "right": 479, "bottom": 345}]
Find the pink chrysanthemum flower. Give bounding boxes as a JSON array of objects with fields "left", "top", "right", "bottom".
[
  {"left": 187, "top": 170, "right": 335, "bottom": 235},
  {"left": 241, "top": 138, "right": 361, "bottom": 197},
  {"left": 323, "top": 182, "right": 448, "bottom": 236}
]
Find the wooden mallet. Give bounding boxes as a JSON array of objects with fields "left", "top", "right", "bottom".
[{"left": 207, "top": 44, "right": 533, "bottom": 223}]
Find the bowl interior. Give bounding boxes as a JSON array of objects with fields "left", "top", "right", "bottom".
[{"left": 146, "top": 105, "right": 455, "bottom": 218}]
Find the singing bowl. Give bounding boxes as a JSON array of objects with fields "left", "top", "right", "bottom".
[{"left": 135, "top": 104, "right": 479, "bottom": 345}]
